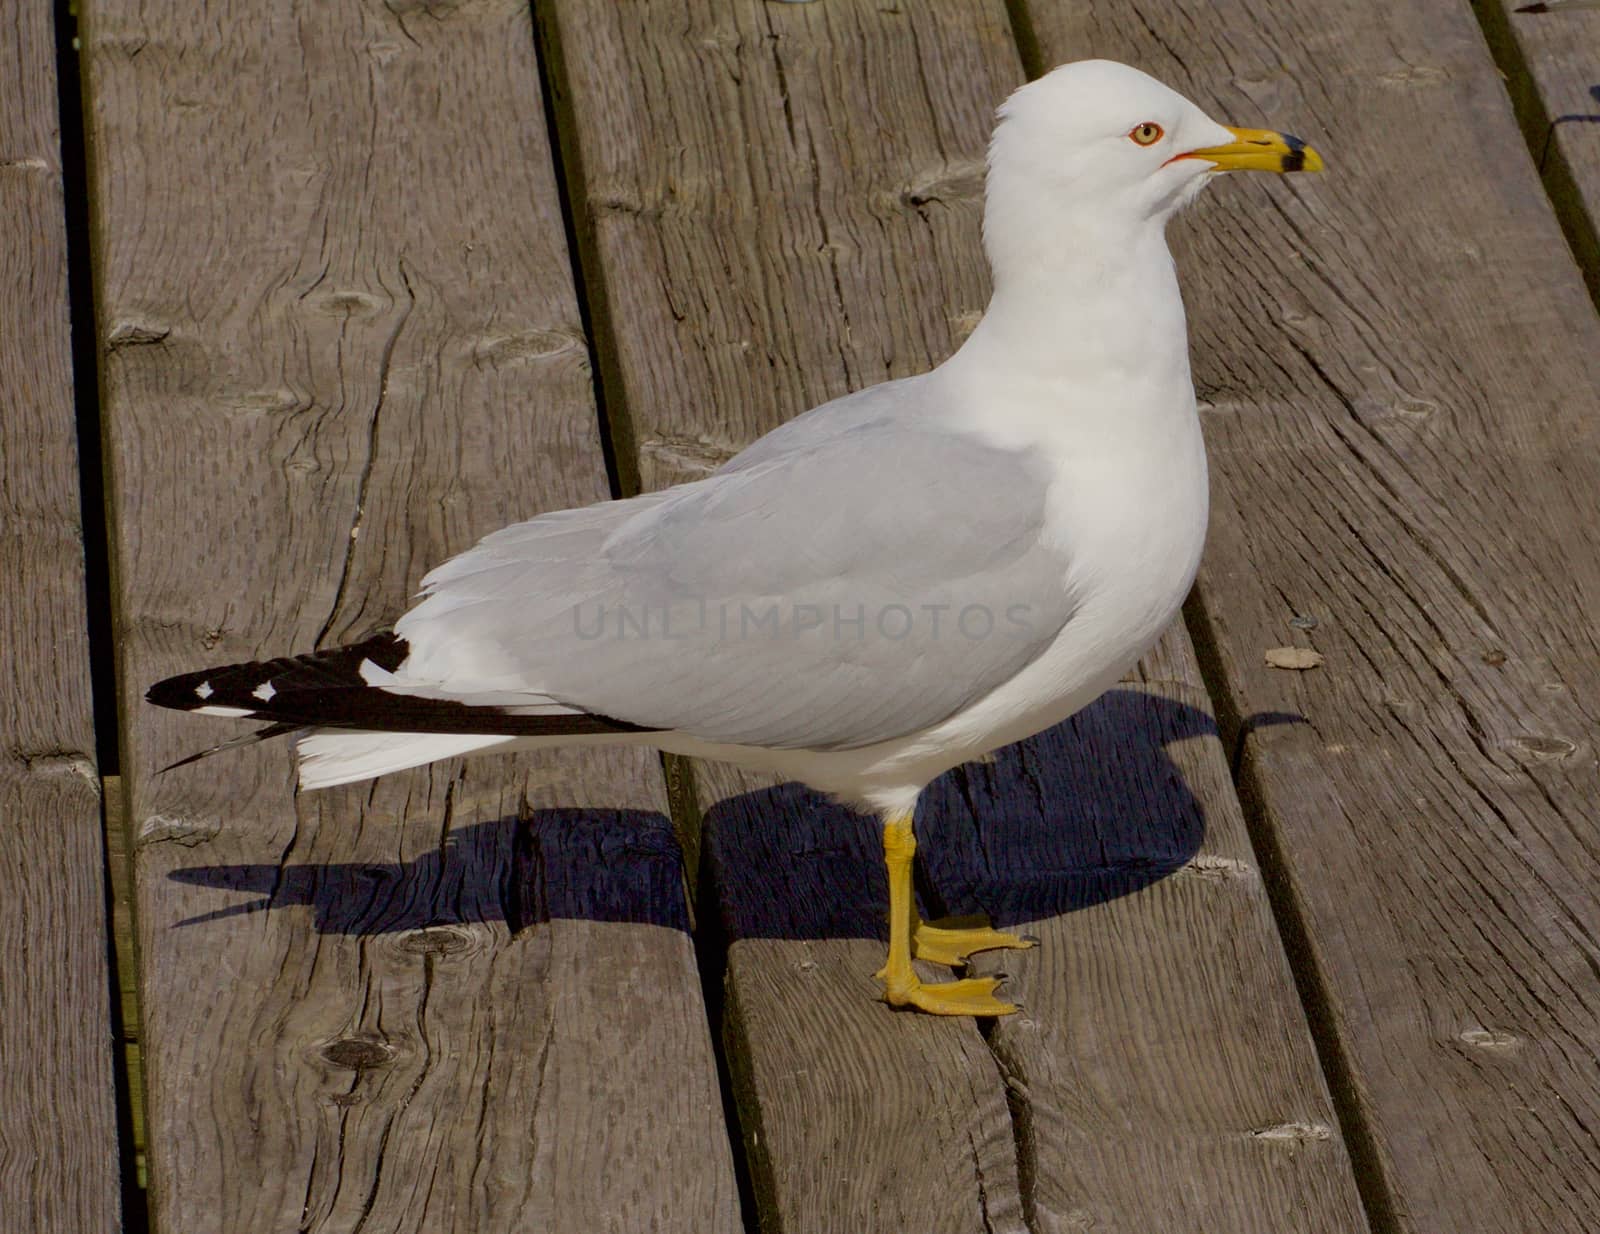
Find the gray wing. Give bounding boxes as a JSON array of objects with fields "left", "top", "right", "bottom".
[{"left": 395, "top": 380, "right": 1074, "bottom": 750}]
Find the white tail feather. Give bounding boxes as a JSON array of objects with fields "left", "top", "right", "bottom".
[{"left": 294, "top": 729, "right": 514, "bottom": 789}]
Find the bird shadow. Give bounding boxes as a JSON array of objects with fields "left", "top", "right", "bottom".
[
  {"left": 168, "top": 689, "right": 1301, "bottom": 942},
  {"left": 1539, "top": 85, "right": 1600, "bottom": 171},
  {"left": 168, "top": 807, "right": 693, "bottom": 935},
  {"left": 702, "top": 689, "right": 1294, "bottom": 942}
]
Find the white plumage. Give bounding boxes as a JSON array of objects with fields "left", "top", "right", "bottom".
[{"left": 151, "top": 60, "right": 1322, "bottom": 1015}]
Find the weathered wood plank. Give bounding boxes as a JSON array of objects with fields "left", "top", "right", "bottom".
[
  {"left": 1488, "top": 2, "right": 1600, "bottom": 295},
  {"left": 1022, "top": 1, "right": 1600, "bottom": 1228},
  {"left": 539, "top": 0, "right": 1016, "bottom": 495},
  {"left": 81, "top": 1, "right": 738, "bottom": 1229},
  {"left": 0, "top": 4, "right": 122, "bottom": 1231},
  {"left": 697, "top": 760, "right": 1030, "bottom": 1234},
  {"left": 952, "top": 633, "right": 1370, "bottom": 1233},
  {"left": 539, "top": 2, "right": 1369, "bottom": 1229}
]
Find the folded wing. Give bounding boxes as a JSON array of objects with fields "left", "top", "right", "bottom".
[{"left": 394, "top": 383, "right": 1074, "bottom": 750}]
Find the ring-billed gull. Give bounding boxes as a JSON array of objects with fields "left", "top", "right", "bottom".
[{"left": 150, "top": 60, "right": 1322, "bottom": 1016}]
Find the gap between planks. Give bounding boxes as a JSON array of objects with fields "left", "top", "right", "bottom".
[{"left": 1467, "top": 0, "right": 1600, "bottom": 304}]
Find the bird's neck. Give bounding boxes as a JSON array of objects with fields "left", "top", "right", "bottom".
[{"left": 951, "top": 212, "right": 1191, "bottom": 394}]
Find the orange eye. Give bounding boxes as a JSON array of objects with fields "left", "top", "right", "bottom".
[{"left": 1129, "top": 122, "right": 1164, "bottom": 146}]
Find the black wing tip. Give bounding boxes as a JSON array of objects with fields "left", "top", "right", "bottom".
[
  {"left": 145, "top": 631, "right": 661, "bottom": 739},
  {"left": 146, "top": 632, "right": 410, "bottom": 714},
  {"left": 146, "top": 666, "right": 220, "bottom": 711}
]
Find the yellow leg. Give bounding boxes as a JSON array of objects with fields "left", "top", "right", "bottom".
[{"left": 878, "top": 814, "right": 1019, "bottom": 1016}]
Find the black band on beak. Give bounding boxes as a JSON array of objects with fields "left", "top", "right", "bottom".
[{"left": 1281, "top": 134, "right": 1310, "bottom": 174}]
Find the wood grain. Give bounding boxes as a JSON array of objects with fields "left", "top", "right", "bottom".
[
  {"left": 539, "top": 0, "right": 1016, "bottom": 495},
  {"left": 1021, "top": 1, "right": 1600, "bottom": 1228},
  {"left": 0, "top": 4, "right": 122, "bottom": 1231},
  {"left": 540, "top": 2, "right": 1368, "bottom": 1228},
  {"left": 82, "top": 1, "right": 738, "bottom": 1229},
  {"left": 1484, "top": 1, "right": 1600, "bottom": 297},
  {"left": 698, "top": 760, "right": 1031, "bottom": 1234},
  {"left": 956, "top": 630, "right": 1370, "bottom": 1233}
]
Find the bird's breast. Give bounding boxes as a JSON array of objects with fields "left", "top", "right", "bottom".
[
  {"left": 980, "top": 400, "right": 1210, "bottom": 730},
  {"left": 1048, "top": 404, "right": 1208, "bottom": 625}
]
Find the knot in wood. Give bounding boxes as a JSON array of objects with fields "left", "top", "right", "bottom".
[
  {"left": 395, "top": 922, "right": 483, "bottom": 958},
  {"left": 1393, "top": 396, "right": 1438, "bottom": 420},
  {"left": 471, "top": 328, "right": 584, "bottom": 367},
  {"left": 18, "top": 749, "right": 98, "bottom": 786},
  {"left": 138, "top": 812, "right": 220, "bottom": 846},
  {"left": 1508, "top": 734, "right": 1578, "bottom": 762},
  {"left": 308, "top": 288, "right": 386, "bottom": 318},
  {"left": 895, "top": 162, "right": 984, "bottom": 211},
  {"left": 1249, "top": 1121, "right": 1332, "bottom": 1145},
  {"left": 1457, "top": 1027, "right": 1521, "bottom": 1051},
  {"left": 106, "top": 321, "right": 171, "bottom": 350},
  {"left": 226, "top": 387, "right": 305, "bottom": 416},
  {"left": 385, "top": 0, "right": 461, "bottom": 15},
  {"left": 1183, "top": 853, "right": 1256, "bottom": 883},
  {"left": 318, "top": 1036, "right": 397, "bottom": 1071}
]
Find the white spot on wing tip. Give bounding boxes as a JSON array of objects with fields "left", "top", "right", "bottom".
[
  {"left": 195, "top": 681, "right": 214, "bottom": 699},
  {"left": 252, "top": 680, "right": 277, "bottom": 702},
  {"left": 196, "top": 705, "right": 255, "bottom": 718},
  {"left": 358, "top": 657, "right": 396, "bottom": 686}
]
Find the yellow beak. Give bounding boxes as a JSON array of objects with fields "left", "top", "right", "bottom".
[{"left": 1182, "top": 125, "right": 1324, "bottom": 173}]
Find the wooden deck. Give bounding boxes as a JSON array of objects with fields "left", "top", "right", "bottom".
[{"left": 9, "top": 0, "right": 1600, "bottom": 1230}]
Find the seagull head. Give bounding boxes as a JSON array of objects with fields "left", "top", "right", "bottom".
[{"left": 984, "top": 60, "right": 1322, "bottom": 263}]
